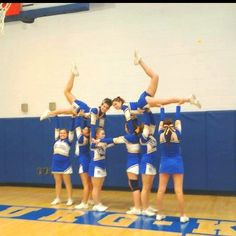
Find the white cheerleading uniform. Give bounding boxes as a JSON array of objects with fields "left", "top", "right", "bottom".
[
  {"left": 90, "top": 107, "right": 106, "bottom": 139},
  {"left": 71, "top": 100, "right": 107, "bottom": 140},
  {"left": 114, "top": 134, "right": 141, "bottom": 175},
  {"left": 51, "top": 117, "right": 74, "bottom": 174},
  {"left": 89, "top": 142, "right": 114, "bottom": 178}
]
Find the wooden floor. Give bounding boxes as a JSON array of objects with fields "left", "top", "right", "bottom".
[{"left": 0, "top": 186, "right": 236, "bottom": 236}]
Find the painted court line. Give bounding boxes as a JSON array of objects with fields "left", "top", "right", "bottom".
[{"left": 0, "top": 204, "right": 235, "bottom": 236}]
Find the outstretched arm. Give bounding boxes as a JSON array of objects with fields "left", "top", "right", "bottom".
[
  {"left": 93, "top": 137, "right": 115, "bottom": 149},
  {"left": 68, "top": 116, "right": 75, "bottom": 143},
  {"left": 143, "top": 109, "right": 155, "bottom": 128},
  {"left": 100, "top": 137, "right": 114, "bottom": 145},
  {"left": 54, "top": 116, "right": 60, "bottom": 140},
  {"left": 158, "top": 106, "right": 165, "bottom": 134},
  {"left": 75, "top": 116, "right": 86, "bottom": 144},
  {"left": 142, "top": 111, "right": 152, "bottom": 138},
  {"left": 175, "top": 105, "right": 181, "bottom": 134},
  {"left": 96, "top": 135, "right": 127, "bottom": 146},
  {"left": 96, "top": 135, "right": 127, "bottom": 145},
  {"left": 90, "top": 108, "right": 98, "bottom": 139}
]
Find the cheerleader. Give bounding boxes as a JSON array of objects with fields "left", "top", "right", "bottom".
[
  {"left": 50, "top": 115, "right": 75, "bottom": 206},
  {"left": 156, "top": 105, "right": 189, "bottom": 223},
  {"left": 74, "top": 116, "right": 93, "bottom": 210},
  {"left": 139, "top": 110, "right": 158, "bottom": 217},
  {"left": 97, "top": 123, "right": 142, "bottom": 214},
  {"left": 112, "top": 51, "right": 201, "bottom": 135},
  {"left": 40, "top": 64, "right": 112, "bottom": 140},
  {"left": 112, "top": 96, "right": 141, "bottom": 134},
  {"left": 63, "top": 64, "right": 112, "bottom": 139},
  {"left": 89, "top": 128, "right": 114, "bottom": 212}
]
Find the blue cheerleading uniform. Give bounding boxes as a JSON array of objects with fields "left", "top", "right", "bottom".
[
  {"left": 158, "top": 106, "right": 184, "bottom": 174},
  {"left": 74, "top": 116, "right": 90, "bottom": 174},
  {"left": 122, "top": 134, "right": 141, "bottom": 174},
  {"left": 122, "top": 96, "right": 156, "bottom": 128},
  {"left": 137, "top": 91, "right": 151, "bottom": 110},
  {"left": 136, "top": 91, "right": 157, "bottom": 127},
  {"left": 71, "top": 98, "right": 107, "bottom": 140},
  {"left": 90, "top": 107, "right": 106, "bottom": 139},
  {"left": 89, "top": 141, "right": 114, "bottom": 178},
  {"left": 139, "top": 131, "right": 157, "bottom": 175},
  {"left": 100, "top": 134, "right": 141, "bottom": 175},
  {"left": 51, "top": 116, "right": 75, "bottom": 174},
  {"left": 121, "top": 102, "right": 140, "bottom": 134},
  {"left": 120, "top": 100, "right": 156, "bottom": 131},
  {"left": 72, "top": 99, "right": 91, "bottom": 114},
  {"left": 142, "top": 108, "right": 156, "bottom": 130}
]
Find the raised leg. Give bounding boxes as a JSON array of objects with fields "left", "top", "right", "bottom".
[
  {"left": 64, "top": 64, "right": 79, "bottom": 105},
  {"left": 134, "top": 50, "right": 159, "bottom": 97}
]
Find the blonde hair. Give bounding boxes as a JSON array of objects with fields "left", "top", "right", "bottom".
[{"left": 95, "top": 127, "right": 104, "bottom": 137}]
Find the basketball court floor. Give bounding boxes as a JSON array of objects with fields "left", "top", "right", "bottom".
[{"left": 0, "top": 186, "right": 235, "bottom": 236}]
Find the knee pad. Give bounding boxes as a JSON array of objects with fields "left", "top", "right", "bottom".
[{"left": 129, "top": 179, "right": 140, "bottom": 192}]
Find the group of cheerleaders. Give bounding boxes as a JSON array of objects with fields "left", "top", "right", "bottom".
[{"left": 40, "top": 50, "right": 201, "bottom": 223}]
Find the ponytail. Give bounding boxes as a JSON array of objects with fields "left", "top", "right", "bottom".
[
  {"left": 163, "top": 118, "right": 174, "bottom": 143},
  {"left": 163, "top": 124, "right": 175, "bottom": 143}
]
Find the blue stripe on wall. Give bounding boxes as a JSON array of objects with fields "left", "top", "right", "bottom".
[{"left": 0, "top": 111, "right": 235, "bottom": 193}]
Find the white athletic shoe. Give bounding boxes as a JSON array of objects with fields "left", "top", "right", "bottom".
[
  {"left": 156, "top": 214, "right": 166, "bottom": 221},
  {"left": 71, "top": 63, "right": 79, "bottom": 77},
  {"left": 92, "top": 203, "right": 108, "bottom": 212},
  {"left": 134, "top": 50, "right": 142, "bottom": 65},
  {"left": 74, "top": 202, "right": 89, "bottom": 210},
  {"left": 189, "top": 94, "right": 202, "bottom": 109},
  {"left": 147, "top": 206, "right": 158, "bottom": 213},
  {"left": 66, "top": 198, "right": 74, "bottom": 206},
  {"left": 180, "top": 215, "right": 189, "bottom": 223},
  {"left": 142, "top": 208, "right": 156, "bottom": 217},
  {"left": 40, "top": 109, "right": 51, "bottom": 121},
  {"left": 51, "top": 198, "right": 61, "bottom": 205},
  {"left": 126, "top": 207, "right": 141, "bottom": 215}
]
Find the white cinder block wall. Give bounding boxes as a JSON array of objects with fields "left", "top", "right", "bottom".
[{"left": 0, "top": 3, "right": 235, "bottom": 118}]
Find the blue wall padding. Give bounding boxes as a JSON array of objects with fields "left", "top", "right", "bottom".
[
  {"left": 206, "top": 111, "right": 236, "bottom": 191},
  {"left": 0, "top": 111, "right": 235, "bottom": 193},
  {"left": 4, "top": 119, "right": 25, "bottom": 183},
  {"left": 0, "top": 119, "right": 6, "bottom": 182},
  {"left": 180, "top": 112, "right": 208, "bottom": 191}
]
